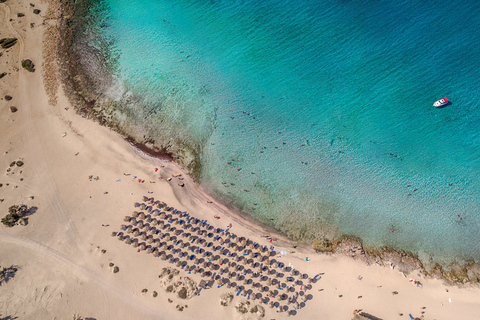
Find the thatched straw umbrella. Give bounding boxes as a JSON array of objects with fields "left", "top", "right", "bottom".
[
  {"left": 132, "top": 211, "right": 140, "bottom": 218},
  {"left": 138, "top": 213, "right": 145, "bottom": 220},
  {"left": 132, "top": 240, "right": 140, "bottom": 248},
  {"left": 139, "top": 243, "right": 146, "bottom": 251},
  {"left": 117, "top": 232, "right": 124, "bottom": 240},
  {"left": 137, "top": 221, "right": 144, "bottom": 229},
  {"left": 123, "top": 216, "right": 131, "bottom": 222},
  {"left": 139, "top": 203, "right": 146, "bottom": 210},
  {"left": 146, "top": 247, "right": 153, "bottom": 254},
  {"left": 111, "top": 231, "right": 118, "bottom": 237},
  {"left": 140, "top": 234, "right": 147, "bottom": 241}
]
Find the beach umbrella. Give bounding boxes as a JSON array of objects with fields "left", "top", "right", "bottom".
[{"left": 260, "top": 275, "right": 268, "bottom": 282}]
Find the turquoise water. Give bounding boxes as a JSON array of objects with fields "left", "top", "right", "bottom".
[{"left": 81, "top": 0, "right": 480, "bottom": 265}]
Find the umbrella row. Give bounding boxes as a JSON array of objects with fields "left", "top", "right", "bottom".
[{"left": 116, "top": 197, "right": 317, "bottom": 314}]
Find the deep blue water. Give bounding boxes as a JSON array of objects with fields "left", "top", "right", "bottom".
[{"left": 82, "top": 0, "right": 480, "bottom": 265}]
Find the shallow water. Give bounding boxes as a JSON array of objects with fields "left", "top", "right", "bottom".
[{"left": 81, "top": 0, "right": 480, "bottom": 265}]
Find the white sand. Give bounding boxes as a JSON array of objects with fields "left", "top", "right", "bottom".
[{"left": 1, "top": 1, "right": 480, "bottom": 319}]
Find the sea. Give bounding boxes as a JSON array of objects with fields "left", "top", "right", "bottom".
[{"left": 76, "top": 0, "right": 480, "bottom": 266}]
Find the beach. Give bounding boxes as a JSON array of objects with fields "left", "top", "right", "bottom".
[{"left": 1, "top": 0, "right": 480, "bottom": 319}]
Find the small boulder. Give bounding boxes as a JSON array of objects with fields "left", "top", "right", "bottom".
[
  {"left": 16, "top": 160, "right": 24, "bottom": 167},
  {"left": 5, "top": 95, "right": 13, "bottom": 101},
  {"left": 17, "top": 13, "right": 25, "bottom": 17},
  {"left": 33, "top": 9, "right": 41, "bottom": 14},
  {"left": 10, "top": 106, "right": 18, "bottom": 113},
  {"left": 0, "top": 72, "right": 6, "bottom": 79}
]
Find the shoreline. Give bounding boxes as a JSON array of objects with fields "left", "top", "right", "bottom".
[
  {"left": 49, "top": 0, "right": 480, "bottom": 286},
  {"left": 1, "top": 0, "right": 480, "bottom": 318}
]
